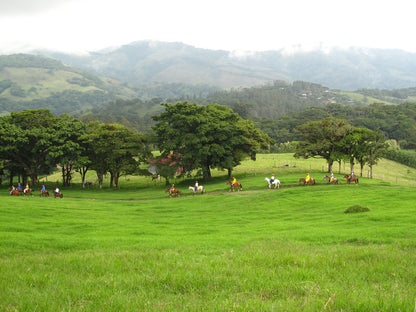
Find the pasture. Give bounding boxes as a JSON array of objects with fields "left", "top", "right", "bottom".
[{"left": 1, "top": 154, "right": 416, "bottom": 311}]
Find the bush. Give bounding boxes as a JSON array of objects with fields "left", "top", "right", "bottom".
[{"left": 344, "top": 204, "right": 370, "bottom": 213}]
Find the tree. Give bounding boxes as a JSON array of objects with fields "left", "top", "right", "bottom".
[
  {"left": 48, "top": 115, "right": 87, "bottom": 186},
  {"left": 0, "top": 109, "right": 60, "bottom": 185},
  {"left": 80, "top": 122, "right": 150, "bottom": 189},
  {"left": 294, "top": 118, "right": 352, "bottom": 172},
  {"left": 363, "top": 129, "right": 388, "bottom": 178},
  {"left": 152, "top": 102, "right": 271, "bottom": 180}
]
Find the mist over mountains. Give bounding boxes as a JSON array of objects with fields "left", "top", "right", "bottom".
[{"left": 36, "top": 41, "right": 416, "bottom": 91}]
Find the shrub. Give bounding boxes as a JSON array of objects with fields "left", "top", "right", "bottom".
[{"left": 344, "top": 204, "right": 370, "bottom": 213}]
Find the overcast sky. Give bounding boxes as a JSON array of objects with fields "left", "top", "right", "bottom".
[{"left": 1, "top": 0, "right": 415, "bottom": 54}]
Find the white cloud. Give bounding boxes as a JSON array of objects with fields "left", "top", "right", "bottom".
[{"left": 1, "top": 0, "right": 416, "bottom": 54}]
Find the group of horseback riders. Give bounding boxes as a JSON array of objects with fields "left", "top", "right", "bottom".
[
  {"left": 310, "top": 170, "right": 355, "bottom": 184},
  {"left": 9, "top": 182, "right": 62, "bottom": 197},
  {"left": 325, "top": 170, "right": 355, "bottom": 183},
  {"left": 9, "top": 182, "right": 31, "bottom": 195}
]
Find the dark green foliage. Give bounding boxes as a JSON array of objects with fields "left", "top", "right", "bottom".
[
  {"left": 344, "top": 204, "right": 370, "bottom": 213},
  {"left": 383, "top": 147, "right": 416, "bottom": 169},
  {"left": 255, "top": 102, "right": 416, "bottom": 148},
  {"left": 0, "top": 80, "right": 12, "bottom": 94},
  {"left": 152, "top": 102, "right": 271, "bottom": 180}
]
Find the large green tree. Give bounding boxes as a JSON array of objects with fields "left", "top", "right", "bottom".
[
  {"left": 294, "top": 118, "right": 352, "bottom": 172},
  {"left": 80, "top": 122, "right": 150, "bottom": 189},
  {"left": 152, "top": 102, "right": 271, "bottom": 180},
  {"left": 0, "top": 109, "right": 61, "bottom": 185},
  {"left": 48, "top": 115, "right": 87, "bottom": 186}
]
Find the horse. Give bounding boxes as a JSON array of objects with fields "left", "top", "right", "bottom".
[
  {"left": 40, "top": 190, "right": 50, "bottom": 197},
  {"left": 299, "top": 178, "right": 315, "bottom": 185},
  {"left": 23, "top": 188, "right": 33, "bottom": 196},
  {"left": 165, "top": 188, "right": 180, "bottom": 197},
  {"left": 8, "top": 188, "right": 19, "bottom": 196},
  {"left": 188, "top": 186, "right": 204, "bottom": 194},
  {"left": 344, "top": 175, "right": 359, "bottom": 184},
  {"left": 265, "top": 177, "right": 280, "bottom": 189},
  {"left": 323, "top": 175, "right": 339, "bottom": 184},
  {"left": 54, "top": 192, "right": 64, "bottom": 198},
  {"left": 227, "top": 180, "right": 243, "bottom": 191}
]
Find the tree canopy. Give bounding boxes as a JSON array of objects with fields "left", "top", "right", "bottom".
[
  {"left": 294, "top": 117, "right": 387, "bottom": 175},
  {"left": 152, "top": 102, "right": 271, "bottom": 180}
]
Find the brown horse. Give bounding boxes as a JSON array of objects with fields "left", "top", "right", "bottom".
[
  {"left": 23, "top": 188, "right": 33, "bottom": 196},
  {"left": 299, "top": 178, "right": 315, "bottom": 185},
  {"left": 54, "top": 192, "right": 64, "bottom": 198},
  {"left": 165, "top": 188, "right": 180, "bottom": 197},
  {"left": 40, "top": 190, "right": 50, "bottom": 197},
  {"left": 344, "top": 175, "right": 359, "bottom": 184},
  {"left": 8, "top": 188, "right": 19, "bottom": 196},
  {"left": 227, "top": 180, "right": 243, "bottom": 191},
  {"left": 323, "top": 175, "right": 339, "bottom": 184}
]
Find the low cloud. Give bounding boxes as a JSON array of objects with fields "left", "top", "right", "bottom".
[{"left": 0, "top": 0, "right": 70, "bottom": 15}]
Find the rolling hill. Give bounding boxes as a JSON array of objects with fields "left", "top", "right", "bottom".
[
  {"left": 0, "top": 54, "right": 140, "bottom": 115},
  {"left": 37, "top": 41, "right": 416, "bottom": 91}
]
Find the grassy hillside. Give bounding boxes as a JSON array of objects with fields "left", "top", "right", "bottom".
[
  {"left": 0, "top": 54, "right": 138, "bottom": 115},
  {"left": 1, "top": 154, "right": 415, "bottom": 311}
]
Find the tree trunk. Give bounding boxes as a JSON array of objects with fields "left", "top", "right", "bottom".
[
  {"left": 114, "top": 172, "right": 120, "bottom": 189},
  {"left": 227, "top": 168, "right": 232, "bottom": 180},
  {"left": 97, "top": 173, "right": 103, "bottom": 189},
  {"left": 8, "top": 171, "right": 13, "bottom": 186},
  {"left": 30, "top": 173, "right": 38, "bottom": 186},
  {"left": 79, "top": 166, "right": 88, "bottom": 189},
  {"left": 203, "top": 165, "right": 212, "bottom": 180},
  {"left": 109, "top": 172, "right": 114, "bottom": 188},
  {"left": 61, "top": 167, "right": 66, "bottom": 186}
]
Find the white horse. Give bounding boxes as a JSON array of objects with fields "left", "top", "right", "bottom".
[
  {"left": 189, "top": 186, "right": 205, "bottom": 194},
  {"left": 265, "top": 177, "right": 280, "bottom": 189}
]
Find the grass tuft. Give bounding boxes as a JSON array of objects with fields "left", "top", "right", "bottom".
[{"left": 344, "top": 204, "right": 370, "bottom": 213}]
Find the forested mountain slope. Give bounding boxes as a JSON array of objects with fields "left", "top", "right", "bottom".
[{"left": 38, "top": 41, "right": 416, "bottom": 91}]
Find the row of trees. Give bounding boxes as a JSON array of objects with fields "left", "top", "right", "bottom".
[
  {"left": 0, "top": 103, "right": 272, "bottom": 187},
  {"left": 0, "top": 109, "right": 150, "bottom": 188},
  {"left": 257, "top": 102, "right": 416, "bottom": 149},
  {"left": 0, "top": 105, "right": 390, "bottom": 188},
  {"left": 294, "top": 118, "right": 388, "bottom": 177}
]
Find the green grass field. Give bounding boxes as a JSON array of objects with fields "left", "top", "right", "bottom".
[{"left": 1, "top": 154, "right": 416, "bottom": 311}]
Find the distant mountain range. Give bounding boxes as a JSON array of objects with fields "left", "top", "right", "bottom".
[
  {"left": 3, "top": 41, "right": 416, "bottom": 119},
  {"left": 35, "top": 41, "right": 416, "bottom": 91}
]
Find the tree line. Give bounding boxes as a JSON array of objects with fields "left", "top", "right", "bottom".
[
  {"left": 0, "top": 104, "right": 272, "bottom": 187},
  {"left": 0, "top": 104, "right": 393, "bottom": 188},
  {"left": 0, "top": 109, "right": 150, "bottom": 189},
  {"left": 293, "top": 118, "right": 388, "bottom": 178},
  {"left": 256, "top": 102, "right": 416, "bottom": 150}
]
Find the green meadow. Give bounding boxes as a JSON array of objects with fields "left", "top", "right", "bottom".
[{"left": 1, "top": 154, "right": 416, "bottom": 311}]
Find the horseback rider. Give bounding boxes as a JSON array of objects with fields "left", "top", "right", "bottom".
[
  {"left": 232, "top": 177, "right": 237, "bottom": 189},
  {"left": 41, "top": 184, "right": 46, "bottom": 194},
  {"left": 169, "top": 184, "right": 175, "bottom": 195},
  {"left": 24, "top": 183, "right": 30, "bottom": 194},
  {"left": 305, "top": 173, "right": 311, "bottom": 183},
  {"left": 270, "top": 174, "right": 275, "bottom": 184},
  {"left": 54, "top": 187, "right": 60, "bottom": 198},
  {"left": 194, "top": 180, "right": 198, "bottom": 192},
  {"left": 349, "top": 170, "right": 354, "bottom": 183},
  {"left": 330, "top": 171, "right": 334, "bottom": 183},
  {"left": 17, "top": 183, "right": 22, "bottom": 191}
]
